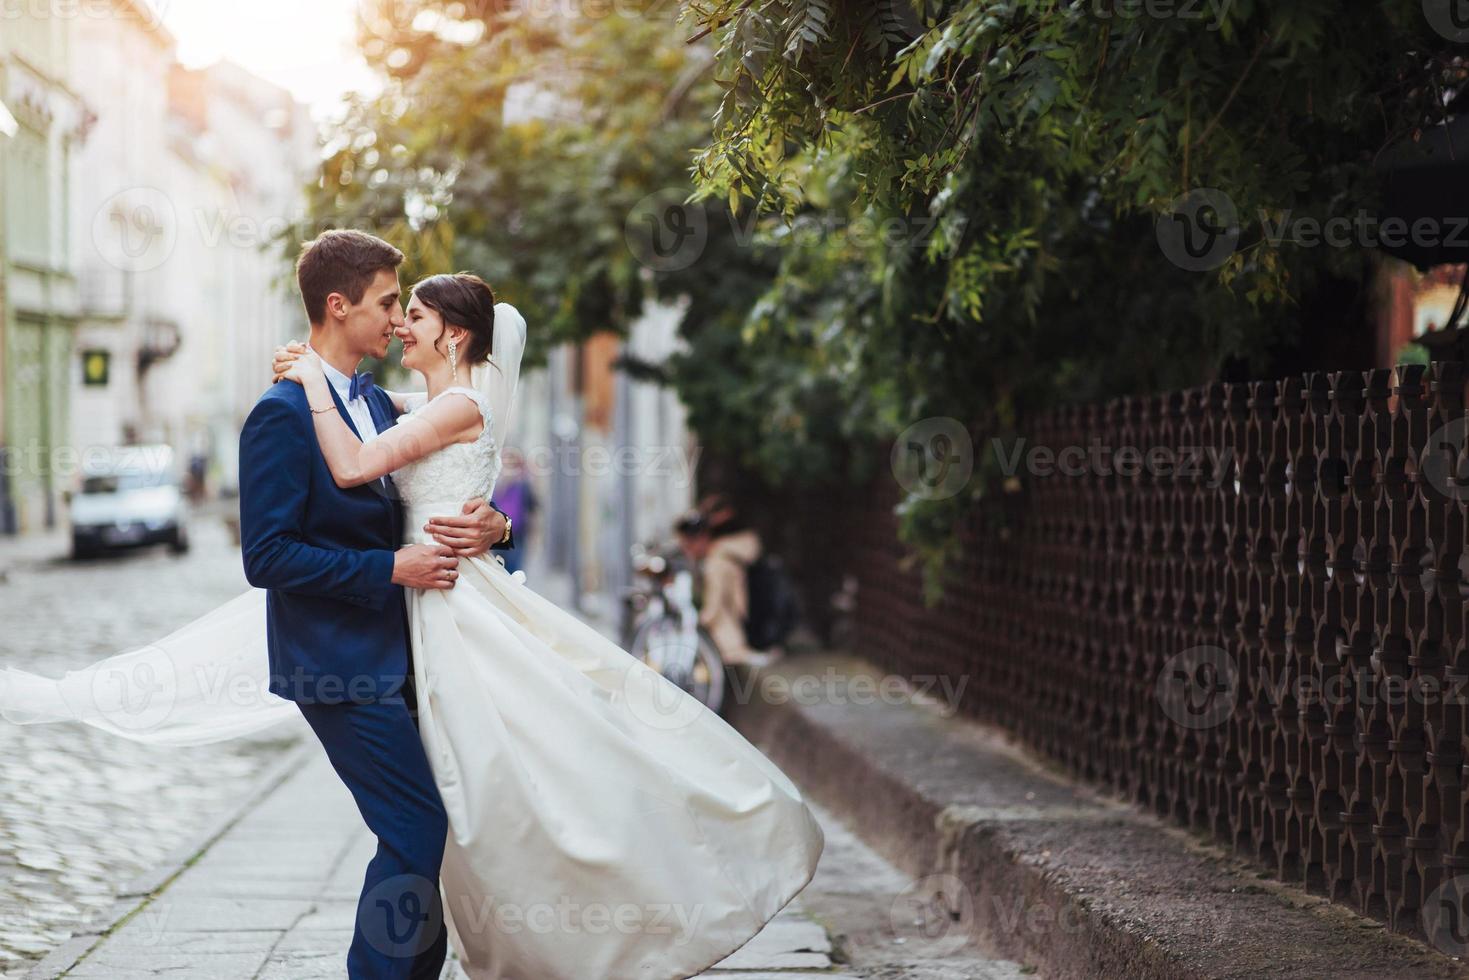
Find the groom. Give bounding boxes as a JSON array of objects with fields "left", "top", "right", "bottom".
[{"left": 239, "top": 230, "right": 511, "bottom": 979}]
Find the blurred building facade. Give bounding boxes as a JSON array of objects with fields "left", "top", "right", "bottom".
[
  {"left": 512, "top": 297, "right": 698, "bottom": 625},
  {"left": 1, "top": 0, "right": 699, "bottom": 624},
  {"left": 0, "top": 1, "right": 317, "bottom": 535},
  {"left": 68, "top": 1, "right": 181, "bottom": 463},
  {"left": 67, "top": 4, "right": 316, "bottom": 508},
  {"left": 498, "top": 71, "right": 699, "bottom": 620},
  {"left": 0, "top": 4, "right": 86, "bottom": 533}
]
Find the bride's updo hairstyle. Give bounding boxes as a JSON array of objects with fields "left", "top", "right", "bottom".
[{"left": 410, "top": 272, "right": 497, "bottom": 368}]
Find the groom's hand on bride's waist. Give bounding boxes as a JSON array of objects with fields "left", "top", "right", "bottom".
[
  {"left": 424, "top": 498, "right": 507, "bottom": 558},
  {"left": 392, "top": 543, "right": 460, "bottom": 590}
]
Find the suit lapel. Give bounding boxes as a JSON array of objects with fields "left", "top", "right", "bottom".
[
  {"left": 364, "top": 388, "right": 404, "bottom": 543},
  {"left": 321, "top": 381, "right": 398, "bottom": 533},
  {"left": 323, "top": 380, "right": 364, "bottom": 441},
  {"left": 366, "top": 387, "right": 395, "bottom": 436}
]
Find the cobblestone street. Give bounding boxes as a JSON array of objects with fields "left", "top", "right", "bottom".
[
  {"left": 30, "top": 741, "right": 1029, "bottom": 979},
  {"left": 0, "top": 515, "right": 304, "bottom": 978},
  {"left": 0, "top": 513, "right": 1035, "bottom": 980}
]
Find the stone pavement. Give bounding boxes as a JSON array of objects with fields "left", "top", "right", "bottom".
[
  {"left": 26, "top": 742, "right": 859, "bottom": 980},
  {"left": 0, "top": 515, "right": 305, "bottom": 978},
  {"left": 729, "top": 651, "right": 1469, "bottom": 980}
]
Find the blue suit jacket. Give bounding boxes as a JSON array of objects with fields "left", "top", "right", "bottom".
[{"left": 239, "top": 379, "right": 413, "bottom": 704}]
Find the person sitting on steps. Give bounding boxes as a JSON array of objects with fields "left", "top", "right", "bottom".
[{"left": 675, "top": 494, "right": 782, "bottom": 668}]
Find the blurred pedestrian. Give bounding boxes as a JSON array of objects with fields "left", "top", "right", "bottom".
[
  {"left": 675, "top": 495, "right": 773, "bottom": 667},
  {"left": 495, "top": 447, "right": 537, "bottom": 575},
  {"left": 187, "top": 451, "right": 208, "bottom": 503}
]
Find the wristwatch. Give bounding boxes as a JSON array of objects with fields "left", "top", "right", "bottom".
[{"left": 499, "top": 514, "right": 513, "bottom": 546}]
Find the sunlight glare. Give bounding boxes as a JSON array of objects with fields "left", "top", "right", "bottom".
[{"left": 158, "top": 0, "right": 380, "bottom": 119}]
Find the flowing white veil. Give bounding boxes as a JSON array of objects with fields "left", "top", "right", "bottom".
[
  {"left": 0, "top": 588, "right": 294, "bottom": 746},
  {"left": 0, "top": 303, "right": 529, "bottom": 748},
  {"left": 477, "top": 302, "right": 527, "bottom": 459}
]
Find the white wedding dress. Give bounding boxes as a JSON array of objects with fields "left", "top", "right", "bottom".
[{"left": 0, "top": 307, "right": 825, "bottom": 979}]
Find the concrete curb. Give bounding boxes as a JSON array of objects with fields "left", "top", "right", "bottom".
[
  {"left": 23, "top": 736, "right": 314, "bottom": 980},
  {"left": 724, "top": 651, "right": 1469, "bottom": 980}
]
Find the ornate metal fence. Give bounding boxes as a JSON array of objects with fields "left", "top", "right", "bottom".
[{"left": 835, "top": 362, "right": 1469, "bottom": 940}]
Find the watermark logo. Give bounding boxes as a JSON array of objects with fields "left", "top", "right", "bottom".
[
  {"left": 991, "top": 437, "right": 1231, "bottom": 486},
  {"left": 360, "top": 873, "right": 444, "bottom": 958},
  {"left": 1156, "top": 187, "right": 1240, "bottom": 271},
  {"left": 0, "top": 0, "right": 173, "bottom": 29},
  {"left": 1159, "top": 187, "right": 1469, "bottom": 269},
  {"left": 91, "top": 187, "right": 177, "bottom": 273},
  {"left": 464, "top": 0, "right": 681, "bottom": 20},
  {"left": 621, "top": 655, "right": 706, "bottom": 733},
  {"left": 447, "top": 894, "right": 703, "bottom": 942},
  {"left": 1155, "top": 645, "right": 1238, "bottom": 730},
  {"left": 1088, "top": 0, "right": 1233, "bottom": 30},
  {"left": 1422, "top": 416, "right": 1469, "bottom": 501},
  {"left": 892, "top": 417, "right": 974, "bottom": 501},
  {"left": 1424, "top": 875, "right": 1469, "bottom": 956},
  {"left": 92, "top": 643, "right": 178, "bottom": 733},
  {"left": 723, "top": 667, "right": 970, "bottom": 716},
  {"left": 890, "top": 873, "right": 975, "bottom": 954},
  {"left": 736, "top": 211, "right": 958, "bottom": 250},
  {"left": 625, "top": 188, "right": 709, "bottom": 272},
  {"left": 882, "top": 0, "right": 927, "bottom": 41},
  {"left": 1425, "top": 0, "right": 1469, "bottom": 42},
  {"left": 1257, "top": 210, "right": 1469, "bottom": 252}
]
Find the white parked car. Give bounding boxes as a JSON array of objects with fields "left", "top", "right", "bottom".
[{"left": 68, "top": 445, "right": 190, "bottom": 559}]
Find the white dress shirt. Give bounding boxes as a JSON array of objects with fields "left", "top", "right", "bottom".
[
  {"left": 308, "top": 345, "right": 387, "bottom": 488},
  {"left": 316, "top": 354, "right": 379, "bottom": 440}
]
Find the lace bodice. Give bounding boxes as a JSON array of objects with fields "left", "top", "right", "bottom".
[{"left": 393, "top": 386, "right": 501, "bottom": 514}]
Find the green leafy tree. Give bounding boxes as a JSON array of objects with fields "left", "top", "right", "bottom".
[
  {"left": 303, "top": 2, "right": 713, "bottom": 362},
  {"left": 300, "top": 0, "right": 853, "bottom": 490},
  {"left": 678, "top": 0, "right": 1468, "bottom": 594},
  {"left": 299, "top": 1, "right": 1467, "bottom": 601}
]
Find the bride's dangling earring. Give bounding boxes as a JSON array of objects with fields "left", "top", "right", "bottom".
[{"left": 448, "top": 338, "right": 459, "bottom": 382}]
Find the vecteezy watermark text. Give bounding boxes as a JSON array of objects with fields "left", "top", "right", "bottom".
[
  {"left": 1154, "top": 643, "right": 1469, "bottom": 732},
  {"left": 624, "top": 188, "right": 967, "bottom": 273},
  {"left": 1156, "top": 186, "right": 1469, "bottom": 272},
  {"left": 0, "top": 0, "right": 171, "bottom": 27},
  {"left": 1084, "top": 0, "right": 1234, "bottom": 31},
  {"left": 992, "top": 438, "right": 1231, "bottom": 487}
]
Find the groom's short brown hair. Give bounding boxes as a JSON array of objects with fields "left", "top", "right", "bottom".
[{"left": 296, "top": 230, "right": 404, "bottom": 325}]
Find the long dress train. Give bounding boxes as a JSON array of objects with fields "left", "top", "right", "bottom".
[{"left": 0, "top": 305, "right": 825, "bottom": 979}]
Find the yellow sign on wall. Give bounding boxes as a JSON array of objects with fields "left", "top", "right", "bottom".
[{"left": 82, "top": 349, "right": 109, "bottom": 386}]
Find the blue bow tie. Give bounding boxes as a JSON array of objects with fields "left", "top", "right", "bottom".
[{"left": 347, "top": 371, "right": 373, "bottom": 401}]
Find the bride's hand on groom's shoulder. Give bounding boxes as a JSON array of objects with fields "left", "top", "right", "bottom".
[
  {"left": 280, "top": 348, "right": 325, "bottom": 387},
  {"left": 271, "top": 341, "right": 309, "bottom": 385}
]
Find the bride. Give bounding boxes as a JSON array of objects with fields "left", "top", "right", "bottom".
[{"left": 0, "top": 269, "right": 824, "bottom": 979}]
